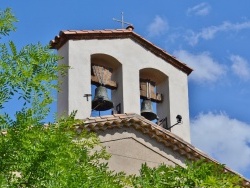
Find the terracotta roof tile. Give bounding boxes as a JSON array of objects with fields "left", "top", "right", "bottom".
[
  {"left": 84, "top": 119, "right": 95, "bottom": 124},
  {"left": 100, "top": 30, "right": 113, "bottom": 33},
  {"left": 118, "top": 114, "right": 130, "bottom": 118},
  {"left": 106, "top": 117, "right": 119, "bottom": 121},
  {"left": 94, "top": 118, "right": 105, "bottom": 122},
  {"left": 75, "top": 30, "right": 89, "bottom": 34},
  {"left": 61, "top": 30, "right": 72, "bottom": 34}
]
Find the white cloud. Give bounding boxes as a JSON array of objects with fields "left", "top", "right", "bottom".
[
  {"left": 187, "top": 2, "right": 211, "bottom": 16},
  {"left": 173, "top": 50, "right": 226, "bottom": 83},
  {"left": 147, "top": 15, "right": 168, "bottom": 37},
  {"left": 186, "top": 21, "right": 250, "bottom": 46},
  {"left": 230, "top": 55, "right": 250, "bottom": 81},
  {"left": 191, "top": 112, "right": 250, "bottom": 174}
]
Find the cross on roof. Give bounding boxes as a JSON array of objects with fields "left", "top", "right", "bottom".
[{"left": 113, "top": 12, "right": 133, "bottom": 29}]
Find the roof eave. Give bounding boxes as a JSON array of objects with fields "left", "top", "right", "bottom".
[
  {"left": 79, "top": 113, "right": 250, "bottom": 187},
  {"left": 50, "top": 30, "right": 193, "bottom": 75}
]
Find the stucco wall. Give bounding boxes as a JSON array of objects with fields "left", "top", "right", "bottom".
[
  {"left": 96, "top": 127, "right": 186, "bottom": 175},
  {"left": 58, "top": 42, "right": 69, "bottom": 117},
  {"left": 57, "top": 38, "right": 191, "bottom": 142}
]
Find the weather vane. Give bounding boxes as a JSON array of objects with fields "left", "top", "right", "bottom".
[{"left": 113, "top": 12, "right": 133, "bottom": 29}]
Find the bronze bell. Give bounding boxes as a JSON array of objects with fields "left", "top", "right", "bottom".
[
  {"left": 92, "top": 86, "right": 113, "bottom": 111},
  {"left": 141, "top": 99, "right": 157, "bottom": 121}
]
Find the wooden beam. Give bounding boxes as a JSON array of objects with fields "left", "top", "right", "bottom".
[
  {"left": 140, "top": 79, "right": 163, "bottom": 103},
  {"left": 91, "top": 75, "right": 118, "bottom": 89},
  {"left": 140, "top": 90, "right": 163, "bottom": 103}
]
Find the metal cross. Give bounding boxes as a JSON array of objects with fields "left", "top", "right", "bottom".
[{"left": 113, "top": 12, "right": 132, "bottom": 29}]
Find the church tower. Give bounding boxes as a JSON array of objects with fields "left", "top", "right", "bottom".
[{"left": 50, "top": 26, "right": 193, "bottom": 143}]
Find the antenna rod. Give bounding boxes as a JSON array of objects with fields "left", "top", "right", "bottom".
[{"left": 122, "top": 12, "right": 124, "bottom": 29}]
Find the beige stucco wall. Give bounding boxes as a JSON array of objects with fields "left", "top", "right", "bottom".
[
  {"left": 96, "top": 127, "right": 186, "bottom": 175},
  {"left": 57, "top": 38, "right": 191, "bottom": 142},
  {"left": 58, "top": 43, "right": 69, "bottom": 117}
]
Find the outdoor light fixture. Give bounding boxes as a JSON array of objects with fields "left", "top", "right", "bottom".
[
  {"left": 166, "top": 114, "right": 182, "bottom": 130},
  {"left": 176, "top": 115, "right": 182, "bottom": 124}
]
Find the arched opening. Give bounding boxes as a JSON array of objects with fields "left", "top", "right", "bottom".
[
  {"left": 139, "top": 68, "right": 169, "bottom": 127},
  {"left": 91, "top": 54, "right": 122, "bottom": 116}
]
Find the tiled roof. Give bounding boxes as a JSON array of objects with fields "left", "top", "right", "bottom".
[
  {"left": 78, "top": 113, "right": 250, "bottom": 187},
  {"left": 50, "top": 29, "right": 193, "bottom": 75}
]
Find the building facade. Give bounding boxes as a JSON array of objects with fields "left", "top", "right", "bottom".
[{"left": 50, "top": 27, "right": 249, "bottom": 186}]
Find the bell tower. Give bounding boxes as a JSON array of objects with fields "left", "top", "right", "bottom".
[{"left": 50, "top": 27, "right": 193, "bottom": 142}]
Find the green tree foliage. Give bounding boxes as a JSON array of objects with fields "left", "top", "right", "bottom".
[
  {"left": 0, "top": 8, "right": 17, "bottom": 37},
  {"left": 131, "top": 161, "right": 242, "bottom": 188},
  {"left": 0, "top": 113, "right": 127, "bottom": 187},
  {"left": 0, "top": 9, "right": 68, "bottom": 129},
  {"left": 0, "top": 8, "right": 127, "bottom": 187}
]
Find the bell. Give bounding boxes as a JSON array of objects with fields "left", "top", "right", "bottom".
[
  {"left": 92, "top": 86, "right": 113, "bottom": 111},
  {"left": 141, "top": 99, "right": 157, "bottom": 121}
]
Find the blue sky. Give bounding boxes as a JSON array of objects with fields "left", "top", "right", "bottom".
[{"left": 2, "top": 0, "right": 250, "bottom": 179}]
